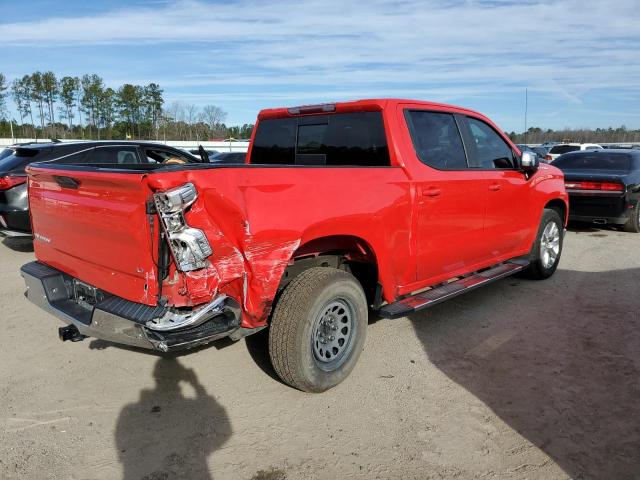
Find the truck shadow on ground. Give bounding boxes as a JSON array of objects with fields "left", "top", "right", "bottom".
[
  {"left": 115, "top": 357, "right": 232, "bottom": 480},
  {"left": 409, "top": 267, "right": 640, "bottom": 480}
]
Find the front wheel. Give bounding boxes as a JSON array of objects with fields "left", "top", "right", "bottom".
[
  {"left": 268, "top": 267, "right": 368, "bottom": 392},
  {"left": 523, "top": 208, "right": 564, "bottom": 280}
]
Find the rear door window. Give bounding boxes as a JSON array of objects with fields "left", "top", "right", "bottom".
[
  {"left": 91, "top": 146, "right": 141, "bottom": 164},
  {"left": 52, "top": 148, "right": 94, "bottom": 164},
  {"left": 404, "top": 111, "right": 468, "bottom": 169},
  {"left": 251, "top": 112, "right": 390, "bottom": 166},
  {"left": 464, "top": 117, "right": 516, "bottom": 169}
]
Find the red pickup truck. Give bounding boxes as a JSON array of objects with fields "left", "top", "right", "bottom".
[{"left": 22, "top": 99, "right": 568, "bottom": 392}]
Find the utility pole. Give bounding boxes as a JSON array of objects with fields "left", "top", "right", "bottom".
[{"left": 524, "top": 88, "right": 528, "bottom": 145}]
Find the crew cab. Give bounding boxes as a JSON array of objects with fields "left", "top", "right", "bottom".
[{"left": 21, "top": 99, "right": 568, "bottom": 392}]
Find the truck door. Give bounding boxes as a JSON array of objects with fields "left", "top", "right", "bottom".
[
  {"left": 402, "top": 108, "right": 489, "bottom": 283},
  {"left": 459, "top": 116, "right": 532, "bottom": 258}
]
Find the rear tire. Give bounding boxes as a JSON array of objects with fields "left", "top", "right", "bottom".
[
  {"left": 623, "top": 205, "right": 640, "bottom": 233},
  {"left": 268, "top": 267, "right": 368, "bottom": 392},
  {"left": 523, "top": 208, "right": 564, "bottom": 280}
]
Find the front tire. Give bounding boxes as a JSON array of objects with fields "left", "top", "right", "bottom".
[
  {"left": 268, "top": 267, "right": 368, "bottom": 392},
  {"left": 523, "top": 208, "right": 564, "bottom": 279}
]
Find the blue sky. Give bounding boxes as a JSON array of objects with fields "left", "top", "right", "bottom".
[{"left": 1, "top": 0, "right": 639, "bottom": 131}]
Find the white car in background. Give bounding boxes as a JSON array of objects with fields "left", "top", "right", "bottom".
[{"left": 545, "top": 143, "right": 602, "bottom": 162}]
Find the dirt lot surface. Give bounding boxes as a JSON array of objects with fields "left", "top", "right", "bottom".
[{"left": 1, "top": 226, "right": 639, "bottom": 480}]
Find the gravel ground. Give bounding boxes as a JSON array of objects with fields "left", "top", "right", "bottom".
[{"left": 1, "top": 226, "right": 639, "bottom": 480}]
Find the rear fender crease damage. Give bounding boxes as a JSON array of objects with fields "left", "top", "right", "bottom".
[{"left": 152, "top": 180, "right": 301, "bottom": 330}]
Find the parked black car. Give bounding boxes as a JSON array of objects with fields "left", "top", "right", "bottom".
[
  {"left": 517, "top": 144, "right": 546, "bottom": 162},
  {"left": 210, "top": 152, "right": 247, "bottom": 164},
  {"left": 187, "top": 148, "right": 219, "bottom": 158},
  {"left": 553, "top": 149, "right": 640, "bottom": 232},
  {"left": 0, "top": 141, "right": 201, "bottom": 236}
]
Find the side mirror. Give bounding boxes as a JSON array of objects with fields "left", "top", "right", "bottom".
[{"left": 520, "top": 151, "right": 539, "bottom": 173}]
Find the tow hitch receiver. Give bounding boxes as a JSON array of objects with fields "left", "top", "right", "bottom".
[{"left": 58, "top": 324, "right": 86, "bottom": 342}]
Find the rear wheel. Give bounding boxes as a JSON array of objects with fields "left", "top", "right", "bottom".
[
  {"left": 268, "top": 267, "right": 368, "bottom": 392},
  {"left": 523, "top": 208, "right": 564, "bottom": 280},
  {"left": 623, "top": 204, "right": 640, "bottom": 233}
]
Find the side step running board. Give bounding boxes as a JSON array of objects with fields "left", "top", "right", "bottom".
[{"left": 379, "top": 258, "right": 530, "bottom": 319}]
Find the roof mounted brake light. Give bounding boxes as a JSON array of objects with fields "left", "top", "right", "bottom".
[{"left": 287, "top": 103, "right": 336, "bottom": 115}]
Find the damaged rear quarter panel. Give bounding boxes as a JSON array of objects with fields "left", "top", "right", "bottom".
[{"left": 147, "top": 166, "right": 412, "bottom": 328}]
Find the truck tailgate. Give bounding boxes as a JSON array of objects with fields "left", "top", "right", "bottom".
[{"left": 27, "top": 166, "right": 159, "bottom": 305}]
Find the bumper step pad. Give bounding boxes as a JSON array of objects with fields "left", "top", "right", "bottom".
[
  {"left": 20, "top": 261, "right": 240, "bottom": 352},
  {"left": 379, "top": 258, "right": 529, "bottom": 319}
]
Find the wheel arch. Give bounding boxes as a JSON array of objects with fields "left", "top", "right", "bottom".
[
  {"left": 280, "top": 234, "right": 381, "bottom": 306},
  {"left": 545, "top": 198, "right": 568, "bottom": 226}
]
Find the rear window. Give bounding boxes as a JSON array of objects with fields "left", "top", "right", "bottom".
[
  {"left": 0, "top": 148, "right": 12, "bottom": 161},
  {"left": 553, "top": 152, "right": 631, "bottom": 171},
  {"left": 550, "top": 145, "right": 580, "bottom": 154},
  {"left": 0, "top": 148, "right": 42, "bottom": 173},
  {"left": 251, "top": 112, "right": 390, "bottom": 166}
]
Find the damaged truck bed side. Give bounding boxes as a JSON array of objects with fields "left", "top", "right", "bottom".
[{"left": 22, "top": 99, "right": 568, "bottom": 392}]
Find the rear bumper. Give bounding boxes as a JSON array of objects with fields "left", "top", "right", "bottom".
[
  {"left": 20, "top": 261, "right": 241, "bottom": 352},
  {"left": 568, "top": 213, "right": 630, "bottom": 225},
  {"left": 567, "top": 193, "right": 634, "bottom": 225}
]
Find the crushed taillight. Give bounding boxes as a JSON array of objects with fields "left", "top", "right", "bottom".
[
  {"left": 153, "top": 183, "right": 212, "bottom": 271},
  {"left": 0, "top": 176, "right": 27, "bottom": 191},
  {"left": 545, "top": 155, "right": 553, "bottom": 161},
  {"left": 564, "top": 181, "right": 624, "bottom": 192}
]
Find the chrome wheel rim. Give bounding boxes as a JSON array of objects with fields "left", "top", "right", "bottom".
[
  {"left": 312, "top": 298, "right": 355, "bottom": 371},
  {"left": 540, "top": 221, "right": 561, "bottom": 269}
]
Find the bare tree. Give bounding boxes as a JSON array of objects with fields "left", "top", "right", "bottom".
[
  {"left": 201, "top": 105, "right": 227, "bottom": 138},
  {"left": 185, "top": 103, "right": 198, "bottom": 141}
]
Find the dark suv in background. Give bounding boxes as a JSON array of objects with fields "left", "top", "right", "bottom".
[{"left": 0, "top": 141, "right": 200, "bottom": 236}]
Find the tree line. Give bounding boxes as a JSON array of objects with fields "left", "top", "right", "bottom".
[
  {"left": 508, "top": 126, "right": 640, "bottom": 145},
  {"left": 0, "top": 72, "right": 254, "bottom": 141}
]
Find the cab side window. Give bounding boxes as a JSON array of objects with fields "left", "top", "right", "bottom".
[
  {"left": 405, "top": 111, "right": 468, "bottom": 170},
  {"left": 465, "top": 117, "right": 515, "bottom": 169}
]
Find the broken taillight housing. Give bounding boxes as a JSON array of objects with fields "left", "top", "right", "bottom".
[{"left": 153, "top": 183, "right": 212, "bottom": 271}]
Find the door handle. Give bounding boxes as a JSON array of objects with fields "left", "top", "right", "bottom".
[
  {"left": 421, "top": 187, "right": 442, "bottom": 197},
  {"left": 488, "top": 184, "right": 501, "bottom": 192}
]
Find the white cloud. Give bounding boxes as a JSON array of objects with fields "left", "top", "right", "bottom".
[{"left": 1, "top": 0, "right": 639, "bottom": 127}]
